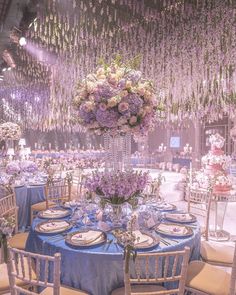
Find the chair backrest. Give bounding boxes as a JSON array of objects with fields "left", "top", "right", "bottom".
[
  {"left": 0, "top": 193, "right": 18, "bottom": 233},
  {"left": 229, "top": 242, "right": 236, "bottom": 295},
  {"left": 7, "top": 247, "right": 61, "bottom": 295},
  {"left": 124, "top": 247, "right": 190, "bottom": 295},
  {"left": 45, "top": 182, "right": 71, "bottom": 208},
  {"left": 187, "top": 187, "right": 212, "bottom": 240}
]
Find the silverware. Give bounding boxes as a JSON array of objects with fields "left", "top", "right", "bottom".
[
  {"left": 46, "top": 233, "right": 67, "bottom": 243},
  {"left": 160, "top": 239, "right": 169, "bottom": 246},
  {"left": 106, "top": 239, "right": 112, "bottom": 250},
  {"left": 103, "top": 239, "right": 112, "bottom": 250}
]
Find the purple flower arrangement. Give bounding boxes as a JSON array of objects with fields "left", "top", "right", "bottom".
[
  {"left": 6, "top": 161, "right": 21, "bottom": 175},
  {"left": 0, "top": 122, "right": 21, "bottom": 140},
  {"left": 85, "top": 170, "right": 149, "bottom": 205},
  {"left": 21, "top": 160, "right": 38, "bottom": 173},
  {"left": 73, "top": 59, "right": 159, "bottom": 137}
]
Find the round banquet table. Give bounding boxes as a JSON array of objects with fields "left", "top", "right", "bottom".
[
  {"left": 14, "top": 185, "right": 45, "bottom": 230},
  {"left": 26, "top": 212, "right": 201, "bottom": 295}
]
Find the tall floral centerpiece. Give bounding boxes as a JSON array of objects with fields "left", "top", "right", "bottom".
[
  {"left": 73, "top": 57, "right": 159, "bottom": 223},
  {"left": 73, "top": 56, "right": 159, "bottom": 171},
  {"left": 0, "top": 122, "right": 21, "bottom": 155}
]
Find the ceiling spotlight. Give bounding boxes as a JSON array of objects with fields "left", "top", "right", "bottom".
[
  {"left": 7, "top": 67, "right": 12, "bottom": 71},
  {"left": 0, "top": 77, "right": 3, "bottom": 81},
  {"left": 2, "top": 68, "right": 7, "bottom": 72},
  {"left": 19, "top": 37, "right": 27, "bottom": 47}
]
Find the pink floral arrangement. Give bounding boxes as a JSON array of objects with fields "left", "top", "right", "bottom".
[
  {"left": 201, "top": 153, "right": 231, "bottom": 169},
  {"left": 209, "top": 133, "right": 225, "bottom": 149},
  {"left": 73, "top": 58, "right": 160, "bottom": 137}
]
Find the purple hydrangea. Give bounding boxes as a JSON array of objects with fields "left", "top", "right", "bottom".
[
  {"left": 127, "top": 93, "right": 143, "bottom": 114},
  {"left": 79, "top": 106, "right": 95, "bottom": 123},
  {"left": 6, "top": 161, "right": 21, "bottom": 175},
  {"left": 96, "top": 109, "right": 119, "bottom": 128}
]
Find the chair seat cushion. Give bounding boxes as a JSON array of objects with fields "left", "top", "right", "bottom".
[
  {"left": 186, "top": 260, "right": 231, "bottom": 295},
  {"left": 111, "top": 284, "right": 166, "bottom": 295},
  {"left": 40, "top": 286, "right": 89, "bottom": 295},
  {"left": 201, "top": 240, "right": 234, "bottom": 265},
  {"left": 0, "top": 258, "right": 36, "bottom": 293},
  {"left": 8, "top": 232, "right": 29, "bottom": 250},
  {"left": 31, "top": 201, "right": 55, "bottom": 211}
]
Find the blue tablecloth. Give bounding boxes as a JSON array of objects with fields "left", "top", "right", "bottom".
[
  {"left": 172, "top": 158, "right": 192, "bottom": 168},
  {"left": 26, "top": 215, "right": 201, "bottom": 295},
  {"left": 15, "top": 185, "right": 45, "bottom": 230}
]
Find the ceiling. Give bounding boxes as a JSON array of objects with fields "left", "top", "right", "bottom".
[
  {"left": 0, "top": 0, "right": 11, "bottom": 25},
  {"left": 0, "top": 0, "right": 235, "bottom": 132}
]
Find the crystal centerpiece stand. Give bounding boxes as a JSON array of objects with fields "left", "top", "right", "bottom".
[
  {"left": 104, "top": 133, "right": 131, "bottom": 172},
  {"left": 103, "top": 132, "right": 132, "bottom": 226}
]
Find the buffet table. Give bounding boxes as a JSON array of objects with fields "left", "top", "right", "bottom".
[{"left": 26, "top": 209, "right": 201, "bottom": 295}]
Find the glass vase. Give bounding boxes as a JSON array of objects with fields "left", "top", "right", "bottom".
[
  {"left": 104, "top": 133, "right": 131, "bottom": 172},
  {"left": 110, "top": 203, "right": 123, "bottom": 227}
]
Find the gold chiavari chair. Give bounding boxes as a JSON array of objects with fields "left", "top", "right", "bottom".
[
  {"left": 0, "top": 193, "right": 29, "bottom": 250},
  {"left": 188, "top": 187, "right": 235, "bottom": 267},
  {"left": 187, "top": 187, "right": 212, "bottom": 240},
  {"left": 111, "top": 247, "right": 190, "bottom": 295},
  {"left": 185, "top": 242, "right": 236, "bottom": 295},
  {"left": 30, "top": 181, "right": 71, "bottom": 223},
  {"left": 6, "top": 247, "right": 89, "bottom": 295}
]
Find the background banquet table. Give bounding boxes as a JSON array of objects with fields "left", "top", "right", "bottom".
[
  {"left": 14, "top": 185, "right": 45, "bottom": 230},
  {"left": 26, "top": 216, "right": 201, "bottom": 295}
]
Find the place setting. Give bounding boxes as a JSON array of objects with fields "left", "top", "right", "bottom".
[
  {"left": 37, "top": 207, "right": 71, "bottom": 219},
  {"left": 35, "top": 219, "right": 72, "bottom": 234}
]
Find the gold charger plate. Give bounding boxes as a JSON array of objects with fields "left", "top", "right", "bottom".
[
  {"left": 38, "top": 208, "right": 71, "bottom": 219},
  {"left": 35, "top": 219, "right": 72, "bottom": 234},
  {"left": 112, "top": 229, "right": 160, "bottom": 250},
  {"left": 164, "top": 212, "right": 196, "bottom": 223},
  {"left": 65, "top": 229, "right": 107, "bottom": 247},
  {"left": 155, "top": 222, "right": 193, "bottom": 237},
  {"left": 155, "top": 202, "right": 176, "bottom": 211}
]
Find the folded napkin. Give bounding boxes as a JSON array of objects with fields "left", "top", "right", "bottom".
[
  {"left": 71, "top": 231, "right": 103, "bottom": 244},
  {"left": 40, "top": 221, "right": 69, "bottom": 232},
  {"left": 156, "top": 202, "right": 172, "bottom": 209},
  {"left": 165, "top": 213, "right": 193, "bottom": 221},
  {"left": 65, "top": 200, "right": 79, "bottom": 207},
  {"left": 42, "top": 209, "right": 66, "bottom": 217},
  {"left": 133, "top": 230, "right": 152, "bottom": 246},
  {"left": 157, "top": 224, "right": 187, "bottom": 235}
]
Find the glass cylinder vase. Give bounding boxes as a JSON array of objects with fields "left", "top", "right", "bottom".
[
  {"left": 109, "top": 203, "right": 123, "bottom": 227},
  {"left": 104, "top": 133, "right": 131, "bottom": 172}
]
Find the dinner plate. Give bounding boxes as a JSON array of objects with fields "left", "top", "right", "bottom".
[
  {"left": 65, "top": 229, "right": 106, "bottom": 247},
  {"left": 35, "top": 219, "right": 72, "bottom": 234},
  {"left": 38, "top": 208, "right": 71, "bottom": 219},
  {"left": 164, "top": 212, "right": 196, "bottom": 223},
  {"left": 154, "top": 222, "right": 193, "bottom": 237},
  {"left": 155, "top": 202, "right": 176, "bottom": 211},
  {"left": 112, "top": 229, "right": 160, "bottom": 250}
]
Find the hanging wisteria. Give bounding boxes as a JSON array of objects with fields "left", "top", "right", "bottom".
[{"left": 0, "top": 0, "right": 235, "bottom": 130}]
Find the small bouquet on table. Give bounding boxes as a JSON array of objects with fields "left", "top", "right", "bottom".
[{"left": 0, "top": 216, "right": 15, "bottom": 263}]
